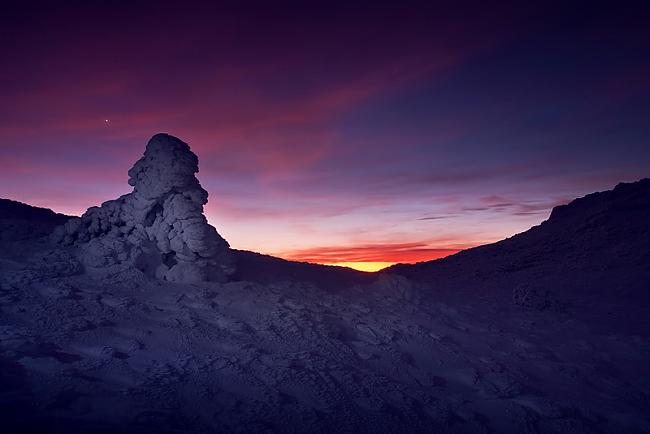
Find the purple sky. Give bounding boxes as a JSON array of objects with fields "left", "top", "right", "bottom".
[{"left": 2, "top": 2, "right": 649, "bottom": 270}]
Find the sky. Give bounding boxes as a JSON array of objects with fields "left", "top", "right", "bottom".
[{"left": 1, "top": 1, "right": 649, "bottom": 271}]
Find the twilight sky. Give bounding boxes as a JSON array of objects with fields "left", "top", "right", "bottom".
[{"left": 2, "top": 2, "right": 649, "bottom": 271}]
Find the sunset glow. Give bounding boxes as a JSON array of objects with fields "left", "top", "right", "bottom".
[
  {"left": 327, "top": 262, "right": 399, "bottom": 272},
  {"left": 274, "top": 242, "right": 464, "bottom": 270},
  {"left": 1, "top": 2, "right": 649, "bottom": 267}
]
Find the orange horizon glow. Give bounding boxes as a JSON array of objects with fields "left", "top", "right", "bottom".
[
  {"left": 276, "top": 243, "right": 467, "bottom": 272},
  {"left": 324, "top": 262, "right": 396, "bottom": 272}
]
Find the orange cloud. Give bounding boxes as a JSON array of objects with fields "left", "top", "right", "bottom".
[{"left": 276, "top": 242, "right": 468, "bottom": 266}]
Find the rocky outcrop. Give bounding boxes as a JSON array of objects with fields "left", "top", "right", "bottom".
[{"left": 53, "top": 133, "right": 233, "bottom": 282}]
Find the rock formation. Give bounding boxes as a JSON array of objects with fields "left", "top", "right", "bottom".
[{"left": 53, "top": 133, "right": 233, "bottom": 282}]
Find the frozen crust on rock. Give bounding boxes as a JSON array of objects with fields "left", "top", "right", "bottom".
[{"left": 53, "top": 133, "right": 233, "bottom": 282}]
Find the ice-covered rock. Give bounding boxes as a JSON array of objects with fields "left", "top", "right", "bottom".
[{"left": 53, "top": 133, "right": 233, "bottom": 283}]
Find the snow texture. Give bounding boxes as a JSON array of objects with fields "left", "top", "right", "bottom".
[
  {"left": 52, "top": 133, "right": 233, "bottom": 283},
  {"left": 1, "top": 142, "right": 649, "bottom": 433}
]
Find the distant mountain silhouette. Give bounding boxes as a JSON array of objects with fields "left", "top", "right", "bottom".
[
  {"left": 0, "top": 198, "right": 72, "bottom": 242},
  {"left": 231, "top": 249, "right": 374, "bottom": 288}
]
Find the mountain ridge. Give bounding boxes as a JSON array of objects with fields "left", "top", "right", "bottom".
[{"left": 389, "top": 178, "right": 650, "bottom": 271}]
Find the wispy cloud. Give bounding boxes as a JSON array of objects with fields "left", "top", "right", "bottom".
[
  {"left": 416, "top": 215, "right": 455, "bottom": 221},
  {"left": 460, "top": 195, "right": 570, "bottom": 217}
]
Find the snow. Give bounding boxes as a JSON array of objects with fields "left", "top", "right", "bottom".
[
  {"left": 2, "top": 259, "right": 648, "bottom": 433},
  {"left": 52, "top": 133, "right": 232, "bottom": 283}
]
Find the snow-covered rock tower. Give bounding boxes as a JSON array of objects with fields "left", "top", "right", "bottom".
[{"left": 53, "top": 133, "right": 233, "bottom": 282}]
